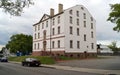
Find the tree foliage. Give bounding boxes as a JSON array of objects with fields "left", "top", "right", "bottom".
[
  {"left": 6, "top": 34, "right": 32, "bottom": 55},
  {"left": 0, "top": 0, "right": 33, "bottom": 16},
  {"left": 108, "top": 41, "right": 118, "bottom": 51},
  {"left": 0, "top": 47, "right": 6, "bottom": 53},
  {"left": 108, "top": 41, "right": 120, "bottom": 54},
  {"left": 107, "top": 3, "right": 120, "bottom": 32}
]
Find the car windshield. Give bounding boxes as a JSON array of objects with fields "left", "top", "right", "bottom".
[
  {"left": 25, "top": 58, "right": 37, "bottom": 61},
  {"left": 1, "top": 57, "right": 7, "bottom": 59}
]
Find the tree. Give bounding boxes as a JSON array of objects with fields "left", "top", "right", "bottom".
[
  {"left": 108, "top": 41, "right": 119, "bottom": 54},
  {"left": 0, "top": 0, "right": 33, "bottom": 16},
  {"left": 0, "top": 47, "right": 5, "bottom": 57},
  {"left": 6, "top": 34, "right": 32, "bottom": 55},
  {"left": 107, "top": 3, "right": 120, "bottom": 32},
  {"left": 0, "top": 47, "right": 6, "bottom": 53}
]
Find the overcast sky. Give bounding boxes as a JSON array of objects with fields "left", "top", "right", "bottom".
[{"left": 0, "top": 0, "right": 120, "bottom": 46}]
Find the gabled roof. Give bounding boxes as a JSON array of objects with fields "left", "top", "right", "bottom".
[
  {"left": 33, "top": 4, "right": 95, "bottom": 26},
  {"left": 33, "top": 14, "right": 50, "bottom": 26},
  {"left": 40, "top": 14, "right": 50, "bottom": 22}
]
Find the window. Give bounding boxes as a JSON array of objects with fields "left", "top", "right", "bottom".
[
  {"left": 91, "top": 43, "right": 94, "bottom": 49},
  {"left": 76, "top": 11, "right": 79, "bottom": 17},
  {"left": 70, "top": 16, "right": 72, "bottom": 24},
  {"left": 38, "top": 25, "right": 40, "bottom": 30},
  {"left": 84, "top": 34, "right": 86, "bottom": 41},
  {"left": 58, "top": 16, "right": 60, "bottom": 24},
  {"left": 46, "top": 21, "right": 48, "bottom": 27},
  {"left": 43, "top": 30, "right": 46, "bottom": 37},
  {"left": 34, "top": 44, "right": 36, "bottom": 50},
  {"left": 42, "top": 23, "right": 44, "bottom": 29},
  {"left": 38, "top": 33, "right": 40, "bottom": 39},
  {"left": 91, "top": 31, "right": 94, "bottom": 38},
  {"left": 81, "top": 7, "right": 84, "bottom": 10},
  {"left": 52, "top": 28, "right": 55, "bottom": 35},
  {"left": 35, "top": 25, "right": 37, "bottom": 31},
  {"left": 77, "top": 18, "right": 79, "bottom": 25},
  {"left": 83, "top": 13, "right": 86, "bottom": 19},
  {"left": 38, "top": 43, "right": 39, "bottom": 49},
  {"left": 77, "top": 41, "right": 80, "bottom": 49},
  {"left": 77, "top": 28, "right": 79, "bottom": 36},
  {"left": 70, "top": 40, "right": 73, "bottom": 48},
  {"left": 70, "top": 26, "right": 73, "bottom": 34},
  {"left": 69, "top": 10, "right": 73, "bottom": 15},
  {"left": 52, "top": 41, "right": 55, "bottom": 48},
  {"left": 91, "top": 17, "right": 93, "bottom": 21},
  {"left": 58, "top": 40, "right": 60, "bottom": 48},
  {"left": 84, "top": 21, "right": 86, "bottom": 27},
  {"left": 35, "top": 33, "right": 36, "bottom": 39},
  {"left": 58, "top": 26, "right": 60, "bottom": 34},
  {"left": 53, "top": 18, "right": 55, "bottom": 25},
  {"left": 91, "top": 23, "right": 93, "bottom": 29}
]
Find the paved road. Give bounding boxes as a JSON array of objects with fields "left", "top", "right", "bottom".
[
  {"left": 56, "top": 56, "right": 120, "bottom": 70},
  {"left": 0, "top": 62, "right": 100, "bottom": 75}
]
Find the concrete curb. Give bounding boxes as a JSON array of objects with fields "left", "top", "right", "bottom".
[{"left": 9, "top": 61, "right": 21, "bottom": 64}]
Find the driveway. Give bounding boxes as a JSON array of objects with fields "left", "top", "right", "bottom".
[{"left": 56, "top": 56, "right": 120, "bottom": 70}]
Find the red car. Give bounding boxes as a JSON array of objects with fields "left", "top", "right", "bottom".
[{"left": 22, "top": 58, "right": 41, "bottom": 67}]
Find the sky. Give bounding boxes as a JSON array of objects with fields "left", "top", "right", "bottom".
[
  {"left": 0, "top": 0, "right": 120, "bottom": 46},
  {"left": 0, "top": 45, "right": 5, "bottom": 51}
]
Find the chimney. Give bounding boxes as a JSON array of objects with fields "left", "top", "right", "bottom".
[
  {"left": 50, "top": 8, "right": 54, "bottom": 16},
  {"left": 58, "top": 4, "right": 63, "bottom": 13}
]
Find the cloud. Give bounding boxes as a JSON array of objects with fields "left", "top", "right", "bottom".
[{"left": 0, "top": 0, "right": 120, "bottom": 46}]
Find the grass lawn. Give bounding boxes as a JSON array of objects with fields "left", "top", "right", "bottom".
[
  {"left": 8, "top": 55, "right": 101, "bottom": 64},
  {"left": 8, "top": 56, "right": 55, "bottom": 64}
]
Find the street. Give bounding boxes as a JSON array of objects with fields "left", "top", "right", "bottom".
[
  {"left": 56, "top": 56, "right": 120, "bottom": 70},
  {"left": 0, "top": 62, "right": 100, "bottom": 75},
  {"left": 0, "top": 56, "right": 120, "bottom": 75}
]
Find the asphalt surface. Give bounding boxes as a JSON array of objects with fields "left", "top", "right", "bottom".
[
  {"left": 56, "top": 56, "right": 120, "bottom": 70},
  {"left": 0, "top": 62, "right": 101, "bottom": 75},
  {"left": 0, "top": 56, "right": 119, "bottom": 75}
]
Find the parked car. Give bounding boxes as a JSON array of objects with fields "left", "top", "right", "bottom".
[
  {"left": 0, "top": 57, "right": 1, "bottom": 61},
  {"left": 0, "top": 57, "right": 8, "bottom": 62},
  {"left": 22, "top": 58, "right": 41, "bottom": 67}
]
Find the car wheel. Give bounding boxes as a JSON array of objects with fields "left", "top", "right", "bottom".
[
  {"left": 27, "top": 63, "right": 31, "bottom": 67},
  {"left": 36, "top": 64, "right": 40, "bottom": 67},
  {"left": 22, "top": 63, "right": 24, "bottom": 66}
]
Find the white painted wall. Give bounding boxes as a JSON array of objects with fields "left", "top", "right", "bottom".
[
  {"left": 64, "top": 5, "right": 96, "bottom": 53},
  {"left": 33, "top": 5, "right": 97, "bottom": 53},
  {"left": 33, "top": 13, "right": 65, "bottom": 52}
]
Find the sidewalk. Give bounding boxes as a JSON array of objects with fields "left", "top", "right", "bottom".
[
  {"left": 9, "top": 61, "right": 120, "bottom": 75},
  {"left": 42, "top": 64, "right": 120, "bottom": 75}
]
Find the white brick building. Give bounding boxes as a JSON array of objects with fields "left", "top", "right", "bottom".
[{"left": 32, "top": 4, "right": 97, "bottom": 58}]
